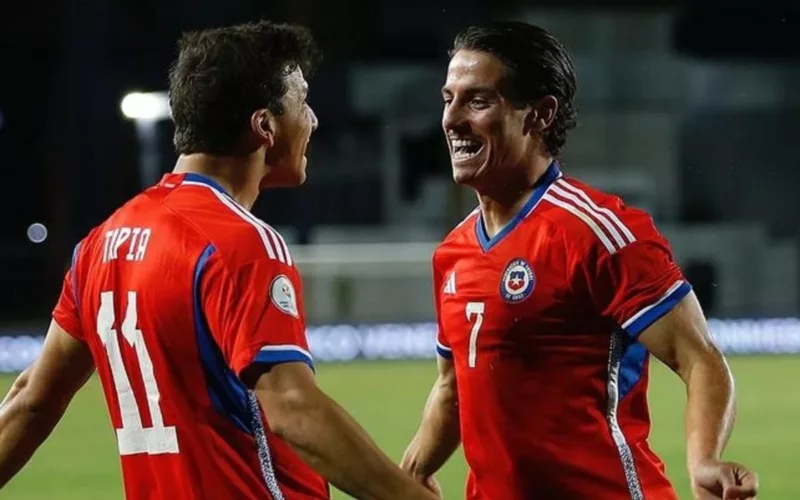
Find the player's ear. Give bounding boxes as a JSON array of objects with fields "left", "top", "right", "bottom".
[
  {"left": 251, "top": 109, "right": 276, "bottom": 149},
  {"left": 525, "top": 95, "right": 558, "bottom": 135}
]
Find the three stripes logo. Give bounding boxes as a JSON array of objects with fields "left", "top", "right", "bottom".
[
  {"left": 542, "top": 179, "right": 637, "bottom": 255},
  {"left": 443, "top": 272, "right": 457, "bottom": 295}
]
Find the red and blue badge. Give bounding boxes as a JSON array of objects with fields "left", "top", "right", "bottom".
[{"left": 500, "top": 258, "right": 535, "bottom": 303}]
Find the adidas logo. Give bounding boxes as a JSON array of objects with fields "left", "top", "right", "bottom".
[{"left": 443, "top": 272, "right": 457, "bottom": 295}]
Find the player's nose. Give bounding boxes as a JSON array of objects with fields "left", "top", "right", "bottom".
[
  {"left": 308, "top": 105, "right": 319, "bottom": 132},
  {"left": 442, "top": 101, "right": 467, "bottom": 134}
]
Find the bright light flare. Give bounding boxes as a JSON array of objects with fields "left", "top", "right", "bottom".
[{"left": 120, "top": 91, "right": 170, "bottom": 120}]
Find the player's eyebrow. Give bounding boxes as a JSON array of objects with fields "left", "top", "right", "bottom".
[{"left": 441, "top": 86, "right": 497, "bottom": 97}]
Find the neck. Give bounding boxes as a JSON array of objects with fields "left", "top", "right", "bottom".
[
  {"left": 477, "top": 155, "right": 554, "bottom": 239},
  {"left": 173, "top": 152, "right": 267, "bottom": 210}
]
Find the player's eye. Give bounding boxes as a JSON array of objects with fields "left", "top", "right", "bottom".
[{"left": 470, "top": 98, "right": 489, "bottom": 109}]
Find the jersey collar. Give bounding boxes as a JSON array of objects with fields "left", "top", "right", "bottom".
[
  {"left": 182, "top": 172, "right": 231, "bottom": 196},
  {"left": 475, "top": 160, "right": 562, "bottom": 253}
]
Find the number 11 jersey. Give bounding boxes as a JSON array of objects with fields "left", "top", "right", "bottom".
[
  {"left": 433, "top": 162, "right": 691, "bottom": 500},
  {"left": 52, "top": 173, "right": 328, "bottom": 500}
]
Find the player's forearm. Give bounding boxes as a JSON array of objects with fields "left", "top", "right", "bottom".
[
  {"left": 402, "top": 380, "right": 461, "bottom": 477},
  {"left": 265, "top": 387, "right": 437, "bottom": 500},
  {"left": 682, "top": 348, "right": 736, "bottom": 470},
  {"left": 0, "top": 379, "right": 65, "bottom": 488}
]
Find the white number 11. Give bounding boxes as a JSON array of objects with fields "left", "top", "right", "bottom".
[
  {"left": 96, "top": 291, "right": 179, "bottom": 456},
  {"left": 466, "top": 301, "right": 485, "bottom": 368}
]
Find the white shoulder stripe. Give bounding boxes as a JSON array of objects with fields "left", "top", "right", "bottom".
[
  {"left": 270, "top": 228, "right": 293, "bottom": 266},
  {"left": 549, "top": 184, "right": 627, "bottom": 249},
  {"left": 264, "top": 226, "right": 287, "bottom": 264},
  {"left": 232, "top": 204, "right": 294, "bottom": 266},
  {"left": 555, "top": 180, "right": 636, "bottom": 244},
  {"left": 542, "top": 193, "right": 618, "bottom": 254},
  {"left": 228, "top": 203, "right": 294, "bottom": 266},
  {"left": 182, "top": 181, "right": 283, "bottom": 263}
]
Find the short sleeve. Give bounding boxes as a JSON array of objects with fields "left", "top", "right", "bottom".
[
  {"left": 589, "top": 233, "right": 692, "bottom": 338},
  {"left": 202, "top": 256, "right": 312, "bottom": 376},
  {"left": 432, "top": 254, "right": 452, "bottom": 359},
  {"left": 52, "top": 245, "right": 84, "bottom": 341}
]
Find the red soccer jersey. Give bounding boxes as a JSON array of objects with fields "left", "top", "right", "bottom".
[
  {"left": 434, "top": 162, "right": 691, "bottom": 500},
  {"left": 52, "top": 173, "right": 329, "bottom": 500}
]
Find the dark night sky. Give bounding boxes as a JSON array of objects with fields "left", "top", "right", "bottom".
[{"left": 1, "top": 0, "right": 798, "bottom": 322}]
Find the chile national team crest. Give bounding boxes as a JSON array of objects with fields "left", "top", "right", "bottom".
[{"left": 500, "top": 258, "right": 536, "bottom": 303}]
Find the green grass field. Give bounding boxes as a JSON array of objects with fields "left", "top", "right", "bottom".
[{"left": 1, "top": 356, "right": 798, "bottom": 499}]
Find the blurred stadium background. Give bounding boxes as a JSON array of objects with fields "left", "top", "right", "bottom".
[{"left": 2, "top": 1, "right": 800, "bottom": 498}]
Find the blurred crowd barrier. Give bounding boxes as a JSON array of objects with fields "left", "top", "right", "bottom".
[{"left": 0, "top": 241, "right": 798, "bottom": 373}]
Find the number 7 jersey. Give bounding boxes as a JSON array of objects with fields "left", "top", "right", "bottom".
[
  {"left": 433, "top": 162, "right": 691, "bottom": 500},
  {"left": 51, "top": 173, "right": 329, "bottom": 499}
]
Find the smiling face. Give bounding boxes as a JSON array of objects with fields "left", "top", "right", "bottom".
[{"left": 441, "top": 49, "right": 537, "bottom": 190}]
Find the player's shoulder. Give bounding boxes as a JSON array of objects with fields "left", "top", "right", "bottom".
[
  {"left": 197, "top": 204, "right": 296, "bottom": 273},
  {"left": 158, "top": 174, "right": 296, "bottom": 271},
  {"left": 73, "top": 192, "right": 154, "bottom": 258},
  {"left": 434, "top": 207, "right": 480, "bottom": 261},
  {"left": 539, "top": 176, "right": 663, "bottom": 255}
]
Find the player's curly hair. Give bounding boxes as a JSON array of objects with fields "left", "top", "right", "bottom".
[
  {"left": 169, "top": 20, "right": 321, "bottom": 155},
  {"left": 451, "top": 22, "right": 578, "bottom": 157}
]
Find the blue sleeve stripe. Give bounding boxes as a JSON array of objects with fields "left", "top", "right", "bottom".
[
  {"left": 436, "top": 342, "right": 453, "bottom": 359},
  {"left": 254, "top": 348, "right": 315, "bottom": 372},
  {"left": 192, "top": 244, "right": 253, "bottom": 435},
  {"left": 70, "top": 242, "right": 81, "bottom": 307},
  {"left": 623, "top": 281, "right": 693, "bottom": 337}
]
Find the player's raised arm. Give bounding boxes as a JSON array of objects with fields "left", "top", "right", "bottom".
[
  {"left": 638, "top": 293, "right": 758, "bottom": 500},
  {"left": 247, "top": 362, "right": 440, "bottom": 500},
  {"left": 0, "top": 320, "right": 94, "bottom": 488},
  {"left": 400, "top": 355, "right": 460, "bottom": 489}
]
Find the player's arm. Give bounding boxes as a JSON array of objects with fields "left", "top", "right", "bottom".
[
  {"left": 400, "top": 355, "right": 460, "bottom": 486},
  {"left": 0, "top": 320, "right": 94, "bottom": 488},
  {"left": 206, "top": 254, "right": 438, "bottom": 500},
  {"left": 638, "top": 293, "right": 758, "bottom": 499},
  {"left": 246, "top": 363, "right": 440, "bottom": 500},
  {"left": 588, "top": 215, "right": 757, "bottom": 500}
]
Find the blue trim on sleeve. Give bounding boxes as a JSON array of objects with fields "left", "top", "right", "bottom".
[
  {"left": 70, "top": 242, "right": 81, "bottom": 307},
  {"left": 619, "top": 341, "right": 648, "bottom": 401},
  {"left": 624, "top": 281, "right": 693, "bottom": 337},
  {"left": 436, "top": 343, "right": 453, "bottom": 359},
  {"left": 192, "top": 244, "right": 253, "bottom": 435},
  {"left": 253, "top": 349, "right": 315, "bottom": 372}
]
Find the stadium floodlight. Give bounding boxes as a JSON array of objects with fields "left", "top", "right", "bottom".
[
  {"left": 121, "top": 91, "right": 170, "bottom": 188},
  {"left": 120, "top": 91, "right": 170, "bottom": 121}
]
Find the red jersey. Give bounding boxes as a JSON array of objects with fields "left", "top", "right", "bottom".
[
  {"left": 52, "top": 173, "right": 329, "bottom": 500},
  {"left": 434, "top": 162, "right": 691, "bottom": 500}
]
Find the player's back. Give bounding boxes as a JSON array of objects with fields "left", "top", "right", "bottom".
[{"left": 63, "top": 173, "right": 328, "bottom": 499}]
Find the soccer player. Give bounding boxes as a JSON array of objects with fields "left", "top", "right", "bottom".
[
  {"left": 401, "top": 22, "right": 758, "bottom": 500},
  {"left": 0, "top": 21, "right": 438, "bottom": 500}
]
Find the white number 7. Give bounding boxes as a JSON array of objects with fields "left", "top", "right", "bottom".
[{"left": 466, "top": 302, "right": 485, "bottom": 368}]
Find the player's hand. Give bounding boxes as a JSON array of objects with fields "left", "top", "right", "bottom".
[
  {"left": 691, "top": 459, "right": 758, "bottom": 499},
  {"left": 420, "top": 475, "right": 442, "bottom": 497},
  {"left": 402, "top": 469, "right": 442, "bottom": 498}
]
